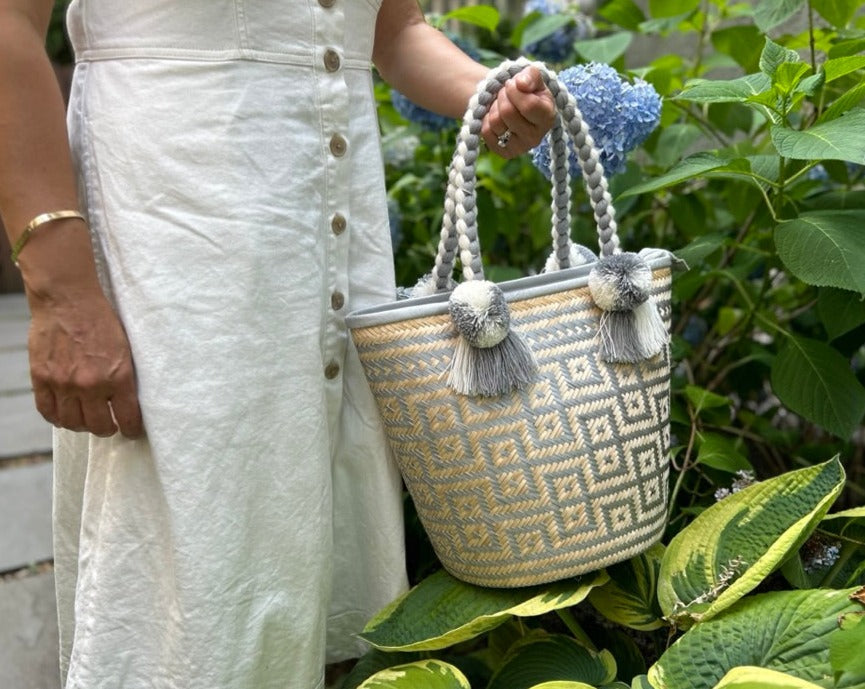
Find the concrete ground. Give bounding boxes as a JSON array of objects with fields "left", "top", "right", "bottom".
[{"left": 0, "top": 293, "right": 58, "bottom": 689}]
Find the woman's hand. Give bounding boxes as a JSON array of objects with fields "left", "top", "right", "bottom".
[
  {"left": 19, "top": 218, "right": 144, "bottom": 440},
  {"left": 482, "top": 66, "right": 556, "bottom": 159},
  {"left": 27, "top": 287, "right": 143, "bottom": 438},
  {"left": 27, "top": 289, "right": 143, "bottom": 438}
]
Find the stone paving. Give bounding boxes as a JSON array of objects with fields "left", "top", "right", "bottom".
[{"left": 0, "top": 293, "right": 59, "bottom": 689}]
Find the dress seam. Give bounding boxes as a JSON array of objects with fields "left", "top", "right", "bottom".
[{"left": 72, "top": 47, "right": 371, "bottom": 69}]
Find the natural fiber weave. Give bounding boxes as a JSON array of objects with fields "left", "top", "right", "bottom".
[{"left": 352, "top": 270, "right": 673, "bottom": 587}]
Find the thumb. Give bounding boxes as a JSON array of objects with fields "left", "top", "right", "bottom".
[{"left": 516, "top": 67, "right": 545, "bottom": 93}]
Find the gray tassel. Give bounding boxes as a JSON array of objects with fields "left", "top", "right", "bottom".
[
  {"left": 588, "top": 253, "right": 668, "bottom": 363},
  {"left": 447, "top": 280, "right": 537, "bottom": 396}
]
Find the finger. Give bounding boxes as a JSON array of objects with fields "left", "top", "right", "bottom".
[
  {"left": 481, "top": 99, "right": 504, "bottom": 150},
  {"left": 110, "top": 374, "right": 144, "bottom": 439},
  {"left": 496, "top": 88, "right": 533, "bottom": 145},
  {"left": 81, "top": 396, "right": 118, "bottom": 437},
  {"left": 504, "top": 78, "right": 555, "bottom": 128},
  {"left": 515, "top": 66, "right": 547, "bottom": 94},
  {"left": 32, "top": 383, "right": 59, "bottom": 427},
  {"left": 56, "top": 394, "right": 86, "bottom": 432}
]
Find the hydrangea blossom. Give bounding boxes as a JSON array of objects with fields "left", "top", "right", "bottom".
[
  {"left": 713, "top": 469, "right": 757, "bottom": 502},
  {"left": 531, "top": 62, "right": 662, "bottom": 178},
  {"left": 390, "top": 34, "right": 480, "bottom": 132},
  {"left": 523, "top": 0, "right": 595, "bottom": 63},
  {"left": 801, "top": 535, "right": 842, "bottom": 574}
]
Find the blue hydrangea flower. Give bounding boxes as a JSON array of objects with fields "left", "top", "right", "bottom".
[
  {"left": 390, "top": 34, "right": 480, "bottom": 132},
  {"left": 801, "top": 535, "right": 842, "bottom": 574},
  {"left": 523, "top": 0, "right": 595, "bottom": 63},
  {"left": 531, "top": 63, "right": 662, "bottom": 178}
]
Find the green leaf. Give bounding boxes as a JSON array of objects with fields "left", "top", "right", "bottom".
[
  {"left": 658, "top": 458, "right": 845, "bottom": 626},
  {"left": 653, "top": 123, "right": 702, "bottom": 167},
  {"left": 795, "top": 72, "right": 825, "bottom": 96},
  {"left": 674, "top": 233, "right": 726, "bottom": 265},
  {"left": 771, "top": 109, "right": 865, "bottom": 163},
  {"left": 811, "top": 0, "right": 861, "bottom": 27},
  {"left": 829, "top": 38, "right": 865, "bottom": 58},
  {"left": 753, "top": 0, "right": 806, "bottom": 32},
  {"left": 771, "top": 337, "right": 865, "bottom": 438},
  {"left": 649, "top": 0, "right": 699, "bottom": 18},
  {"left": 685, "top": 385, "right": 732, "bottom": 413},
  {"left": 711, "top": 26, "right": 764, "bottom": 73},
  {"left": 574, "top": 32, "right": 633, "bottom": 65},
  {"left": 598, "top": 0, "right": 646, "bottom": 30},
  {"left": 620, "top": 153, "right": 734, "bottom": 197},
  {"left": 520, "top": 14, "right": 573, "bottom": 51},
  {"left": 817, "top": 287, "right": 865, "bottom": 340},
  {"left": 588, "top": 544, "right": 666, "bottom": 631},
  {"left": 488, "top": 635, "right": 617, "bottom": 689},
  {"left": 760, "top": 38, "right": 802, "bottom": 78},
  {"left": 360, "top": 569, "right": 608, "bottom": 651},
  {"left": 526, "top": 683, "right": 597, "bottom": 689},
  {"left": 775, "top": 210, "right": 865, "bottom": 295},
  {"left": 650, "top": 588, "right": 865, "bottom": 689},
  {"left": 774, "top": 62, "right": 812, "bottom": 93},
  {"left": 358, "top": 660, "right": 471, "bottom": 689},
  {"left": 823, "top": 55, "right": 865, "bottom": 82},
  {"left": 831, "top": 612, "right": 865, "bottom": 683},
  {"left": 712, "top": 667, "right": 826, "bottom": 689},
  {"left": 342, "top": 650, "right": 422, "bottom": 689},
  {"left": 441, "top": 5, "right": 499, "bottom": 32},
  {"left": 632, "top": 676, "right": 653, "bottom": 689},
  {"left": 696, "top": 434, "right": 752, "bottom": 474},
  {"left": 675, "top": 73, "right": 772, "bottom": 103},
  {"left": 820, "top": 82, "right": 865, "bottom": 122}
]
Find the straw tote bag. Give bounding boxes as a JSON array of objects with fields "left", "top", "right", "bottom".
[{"left": 347, "top": 58, "right": 682, "bottom": 588}]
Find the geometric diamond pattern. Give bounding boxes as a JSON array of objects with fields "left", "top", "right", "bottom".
[{"left": 351, "top": 269, "right": 674, "bottom": 587}]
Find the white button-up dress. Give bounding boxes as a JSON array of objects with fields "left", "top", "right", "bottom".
[{"left": 54, "top": 2, "right": 408, "bottom": 687}]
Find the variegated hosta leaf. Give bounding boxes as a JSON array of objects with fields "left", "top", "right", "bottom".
[
  {"left": 588, "top": 544, "right": 665, "bottom": 631},
  {"left": 710, "top": 666, "right": 825, "bottom": 689},
  {"left": 357, "top": 660, "right": 470, "bottom": 689},
  {"left": 525, "top": 682, "right": 597, "bottom": 689},
  {"left": 340, "top": 650, "right": 421, "bottom": 689},
  {"left": 360, "top": 569, "right": 608, "bottom": 651},
  {"left": 648, "top": 587, "right": 865, "bottom": 689},
  {"left": 487, "top": 634, "right": 617, "bottom": 689},
  {"left": 658, "top": 457, "right": 844, "bottom": 627}
]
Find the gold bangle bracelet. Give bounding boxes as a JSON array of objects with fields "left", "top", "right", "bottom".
[{"left": 11, "top": 210, "right": 87, "bottom": 267}]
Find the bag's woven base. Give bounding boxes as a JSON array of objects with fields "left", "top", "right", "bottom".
[{"left": 352, "top": 270, "right": 673, "bottom": 587}]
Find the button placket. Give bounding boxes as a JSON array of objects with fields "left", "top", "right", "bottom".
[{"left": 316, "top": 2, "right": 350, "bottom": 387}]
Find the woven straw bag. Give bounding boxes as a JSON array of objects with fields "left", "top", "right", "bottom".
[{"left": 347, "top": 59, "right": 681, "bottom": 588}]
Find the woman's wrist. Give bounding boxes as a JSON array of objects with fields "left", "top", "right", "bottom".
[{"left": 17, "top": 217, "right": 104, "bottom": 305}]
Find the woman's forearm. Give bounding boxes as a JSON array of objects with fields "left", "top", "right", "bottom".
[
  {"left": 0, "top": 3, "right": 100, "bottom": 296},
  {"left": 373, "top": 0, "right": 488, "bottom": 119}
]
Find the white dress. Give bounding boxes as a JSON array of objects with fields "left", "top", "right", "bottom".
[{"left": 54, "top": 2, "right": 408, "bottom": 687}]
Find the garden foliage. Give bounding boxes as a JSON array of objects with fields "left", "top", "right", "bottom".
[{"left": 356, "top": 0, "right": 865, "bottom": 687}]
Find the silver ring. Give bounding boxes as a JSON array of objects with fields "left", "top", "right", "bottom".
[{"left": 496, "top": 130, "right": 512, "bottom": 148}]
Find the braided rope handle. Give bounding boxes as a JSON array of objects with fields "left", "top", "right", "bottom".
[{"left": 431, "top": 58, "right": 621, "bottom": 291}]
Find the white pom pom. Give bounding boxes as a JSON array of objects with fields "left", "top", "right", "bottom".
[
  {"left": 448, "top": 280, "right": 509, "bottom": 348},
  {"left": 447, "top": 280, "right": 537, "bottom": 396},
  {"left": 588, "top": 253, "right": 668, "bottom": 363}
]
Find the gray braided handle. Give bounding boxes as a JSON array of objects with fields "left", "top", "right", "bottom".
[{"left": 432, "top": 58, "right": 621, "bottom": 291}]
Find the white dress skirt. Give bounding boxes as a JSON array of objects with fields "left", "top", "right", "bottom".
[{"left": 54, "top": 2, "right": 408, "bottom": 687}]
